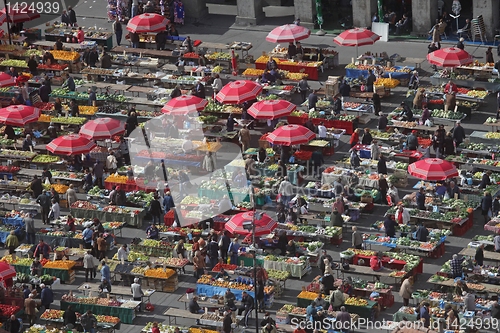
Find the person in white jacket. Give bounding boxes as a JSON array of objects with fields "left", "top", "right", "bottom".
[
  {"left": 49, "top": 198, "right": 60, "bottom": 221},
  {"left": 395, "top": 204, "right": 410, "bottom": 225},
  {"left": 388, "top": 183, "right": 400, "bottom": 205},
  {"left": 211, "top": 74, "right": 223, "bottom": 99},
  {"left": 371, "top": 140, "right": 381, "bottom": 160}
]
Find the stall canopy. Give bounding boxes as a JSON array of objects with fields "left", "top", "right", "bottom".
[
  {"left": 0, "top": 262, "right": 16, "bottom": 280},
  {"left": 79, "top": 118, "right": 126, "bottom": 140},
  {"left": 0, "top": 105, "right": 40, "bottom": 127},
  {"left": 161, "top": 95, "right": 208, "bottom": 115},
  {"left": 126, "top": 13, "right": 169, "bottom": 33},
  {"left": 47, "top": 134, "right": 97, "bottom": 156},
  {"left": 0, "top": 73, "right": 18, "bottom": 87},
  {"left": 248, "top": 100, "right": 296, "bottom": 120},
  {"left": 265, "top": 24, "right": 311, "bottom": 43},
  {"left": 333, "top": 28, "right": 380, "bottom": 57},
  {"left": 215, "top": 80, "right": 263, "bottom": 104},
  {"left": 266, "top": 124, "right": 316, "bottom": 146},
  {"left": 0, "top": 8, "right": 40, "bottom": 23},
  {"left": 408, "top": 158, "right": 459, "bottom": 181},
  {"left": 426, "top": 47, "right": 473, "bottom": 67},
  {"left": 225, "top": 211, "right": 277, "bottom": 237}
]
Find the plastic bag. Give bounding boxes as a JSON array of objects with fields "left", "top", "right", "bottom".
[
  {"left": 44, "top": 178, "right": 51, "bottom": 185},
  {"left": 145, "top": 303, "right": 154, "bottom": 311}
]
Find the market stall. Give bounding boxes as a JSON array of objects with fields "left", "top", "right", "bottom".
[{"left": 70, "top": 201, "right": 147, "bottom": 227}]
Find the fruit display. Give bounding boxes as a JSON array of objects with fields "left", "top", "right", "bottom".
[
  {"left": 49, "top": 50, "right": 80, "bottom": 61},
  {"left": 343, "top": 102, "right": 361, "bottom": 109},
  {"left": 71, "top": 201, "right": 98, "bottom": 209},
  {"left": 0, "top": 150, "right": 36, "bottom": 159},
  {"left": 345, "top": 63, "right": 411, "bottom": 73},
  {"left": 105, "top": 174, "right": 130, "bottom": 184},
  {"left": 43, "top": 260, "right": 75, "bottom": 270},
  {"left": 374, "top": 78, "right": 400, "bottom": 88},
  {"left": 38, "top": 63, "right": 68, "bottom": 70},
  {"left": 267, "top": 269, "right": 290, "bottom": 281},
  {"left": 466, "top": 90, "right": 488, "bottom": 99},
  {"left": 206, "top": 52, "right": 233, "bottom": 61},
  {"left": 180, "top": 196, "right": 211, "bottom": 205},
  {"left": 0, "top": 304, "right": 20, "bottom": 317},
  {"left": 212, "top": 263, "right": 238, "bottom": 272},
  {"left": 102, "top": 206, "right": 133, "bottom": 214},
  {"left": 255, "top": 56, "right": 322, "bottom": 67},
  {"left": 112, "top": 251, "right": 148, "bottom": 262},
  {"left": 41, "top": 309, "right": 64, "bottom": 319},
  {"left": 345, "top": 297, "right": 369, "bottom": 306},
  {"left": 131, "top": 266, "right": 147, "bottom": 275},
  {"left": 297, "top": 291, "right": 318, "bottom": 300},
  {"left": 160, "top": 257, "right": 189, "bottom": 267},
  {"left": 32, "top": 155, "right": 61, "bottom": 163},
  {"left": 485, "top": 132, "right": 500, "bottom": 139},
  {"left": 0, "top": 59, "right": 28, "bottom": 67},
  {"left": 51, "top": 117, "right": 87, "bottom": 125},
  {"left": 144, "top": 267, "right": 176, "bottom": 279},
  {"left": 79, "top": 106, "right": 98, "bottom": 115}
]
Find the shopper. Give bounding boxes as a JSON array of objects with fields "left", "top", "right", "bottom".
[
  {"left": 399, "top": 276, "right": 413, "bottom": 306},
  {"left": 83, "top": 251, "right": 96, "bottom": 282}
]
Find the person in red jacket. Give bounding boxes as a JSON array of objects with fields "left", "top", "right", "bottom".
[
  {"left": 349, "top": 128, "right": 360, "bottom": 148},
  {"left": 370, "top": 252, "right": 383, "bottom": 271},
  {"left": 444, "top": 80, "right": 458, "bottom": 94}
]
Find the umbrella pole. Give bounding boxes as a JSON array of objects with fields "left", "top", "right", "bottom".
[
  {"left": 3, "top": 0, "right": 12, "bottom": 45},
  {"left": 249, "top": 185, "right": 259, "bottom": 333}
]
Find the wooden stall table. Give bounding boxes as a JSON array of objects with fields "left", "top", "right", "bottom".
[
  {"left": 400, "top": 57, "right": 425, "bottom": 69},
  {"left": 82, "top": 82, "right": 131, "bottom": 93},
  {"left": 77, "top": 282, "right": 155, "bottom": 303},
  {"left": 459, "top": 247, "right": 500, "bottom": 265},
  {"left": 338, "top": 264, "right": 407, "bottom": 284},
  {"left": 177, "top": 294, "right": 225, "bottom": 310},
  {"left": 426, "top": 276, "right": 500, "bottom": 293},
  {"left": 126, "top": 86, "right": 158, "bottom": 97},
  {"left": 196, "top": 41, "right": 229, "bottom": 53},
  {"left": 229, "top": 42, "right": 252, "bottom": 59},
  {"left": 110, "top": 46, "right": 177, "bottom": 60},
  {"left": 163, "top": 307, "right": 202, "bottom": 325}
]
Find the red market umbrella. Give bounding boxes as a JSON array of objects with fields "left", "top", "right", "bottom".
[
  {"left": 0, "top": 105, "right": 40, "bottom": 126},
  {"left": 0, "top": 262, "right": 16, "bottom": 280},
  {"left": 266, "top": 24, "right": 310, "bottom": 43},
  {"left": 333, "top": 28, "right": 380, "bottom": 57},
  {"left": 0, "top": 11, "right": 5, "bottom": 24},
  {"left": 215, "top": 80, "right": 263, "bottom": 104},
  {"left": 47, "top": 134, "right": 97, "bottom": 156},
  {"left": 225, "top": 211, "right": 277, "bottom": 237},
  {"left": 408, "top": 158, "right": 459, "bottom": 181},
  {"left": 0, "top": 8, "right": 40, "bottom": 23},
  {"left": 0, "top": 29, "right": 4, "bottom": 39},
  {"left": 161, "top": 95, "right": 208, "bottom": 115},
  {"left": 426, "top": 47, "right": 473, "bottom": 67},
  {"left": 0, "top": 72, "right": 16, "bottom": 87},
  {"left": 126, "top": 13, "right": 169, "bottom": 33},
  {"left": 266, "top": 124, "right": 316, "bottom": 146},
  {"left": 248, "top": 99, "right": 296, "bottom": 120},
  {"left": 79, "top": 118, "right": 125, "bottom": 140}
]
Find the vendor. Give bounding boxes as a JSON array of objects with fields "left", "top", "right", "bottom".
[
  {"left": 225, "top": 288, "right": 237, "bottom": 311},
  {"left": 406, "top": 130, "right": 418, "bottom": 150},
  {"left": 395, "top": 204, "right": 410, "bottom": 225},
  {"left": 447, "top": 181, "right": 460, "bottom": 199},
  {"left": 215, "top": 267, "right": 230, "bottom": 279},
  {"left": 399, "top": 101, "right": 413, "bottom": 121},
  {"left": 98, "top": 279, "right": 112, "bottom": 295},
  {"left": 384, "top": 214, "right": 397, "bottom": 238},
  {"left": 330, "top": 208, "right": 343, "bottom": 228},
  {"left": 42, "top": 51, "right": 55, "bottom": 65},
  {"left": 33, "top": 240, "right": 50, "bottom": 259},
  {"left": 285, "top": 240, "right": 296, "bottom": 257},
  {"left": 320, "top": 273, "right": 334, "bottom": 295},
  {"left": 287, "top": 42, "right": 296, "bottom": 59},
  {"left": 416, "top": 187, "right": 426, "bottom": 210},
  {"left": 370, "top": 252, "right": 383, "bottom": 271},
  {"left": 414, "top": 223, "right": 429, "bottom": 242},
  {"left": 266, "top": 57, "right": 278, "bottom": 71},
  {"left": 450, "top": 254, "right": 464, "bottom": 278},
  {"left": 30, "top": 258, "right": 43, "bottom": 276},
  {"left": 146, "top": 223, "right": 159, "bottom": 239},
  {"left": 117, "top": 244, "right": 129, "bottom": 261},
  {"left": 455, "top": 279, "right": 469, "bottom": 296}
]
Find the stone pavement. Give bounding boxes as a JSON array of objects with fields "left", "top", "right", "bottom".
[{"left": 18, "top": 6, "right": 500, "bottom": 333}]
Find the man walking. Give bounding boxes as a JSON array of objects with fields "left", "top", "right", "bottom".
[{"left": 36, "top": 191, "right": 51, "bottom": 225}]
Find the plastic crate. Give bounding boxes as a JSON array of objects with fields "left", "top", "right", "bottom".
[
  {"left": 275, "top": 315, "right": 289, "bottom": 324},
  {"left": 330, "top": 237, "right": 342, "bottom": 245},
  {"left": 383, "top": 294, "right": 395, "bottom": 308}
]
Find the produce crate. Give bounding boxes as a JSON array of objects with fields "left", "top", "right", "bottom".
[
  {"left": 275, "top": 314, "right": 290, "bottom": 324},
  {"left": 51, "top": 76, "right": 64, "bottom": 85},
  {"left": 258, "top": 139, "right": 270, "bottom": 149},
  {"left": 330, "top": 236, "right": 343, "bottom": 245},
  {"left": 360, "top": 196, "right": 373, "bottom": 204},
  {"left": 382, "top": 294, "right": 395, "bottom": 308}
]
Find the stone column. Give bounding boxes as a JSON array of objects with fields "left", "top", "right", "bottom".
[
  {"left": 235, "top": 0, "right": 265, "bottom": 26},
  {"left": 293, "top": 0, "right": 315, "bottom": 30},
  {"left": 351, "top": 0, "right": 377, "bottom": 28},
  {"left": 183, "top": 0, "right": 208, "bottom": 23},
  {"left": 411, "top": 0, "right": 437, "bottom": 36},
  {"left": 473, "top": 0, "right": 499, "bottom": 40}
]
